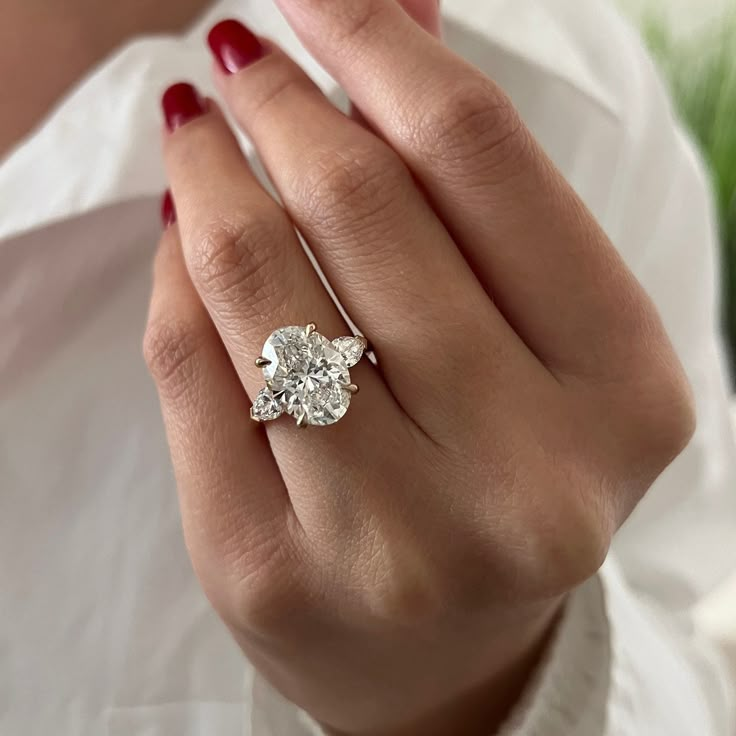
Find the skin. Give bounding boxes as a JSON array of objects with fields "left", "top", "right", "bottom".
[
  {"left": 3, "top": 0, "right": 695, "bottom": 733},
  {"left": 146, "top": 1, "right": 696, "bottom": 734}
]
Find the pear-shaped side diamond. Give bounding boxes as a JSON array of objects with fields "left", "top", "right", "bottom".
[
  {"left": 331, "top": 336, "right": 367, "bottom": 368},
  {"left": 250, "top": 388, "right": 283, "bottom": 422}
]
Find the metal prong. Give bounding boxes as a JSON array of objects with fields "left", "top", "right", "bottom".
[
  {"left": 296, "top": 413, "right": 308, "bottom": 428},
  {"left": 255, "top": 357, "right": 272, "bottom": 368},
  {"left": 344, "top": 383, "right": 359, "bottom": 394},
  {"left": 356, "top": 335, "right": 373, "bottom": 354},
  {"left": 250, "top": 409, "right": 262, "bottom": 423},
  {"left": 305, "top": 322, "right": 317, "bottom": 336}
]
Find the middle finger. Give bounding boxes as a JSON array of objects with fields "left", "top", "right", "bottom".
[{"left": 207, "top": 22, "right": 548, "bottom": 438}]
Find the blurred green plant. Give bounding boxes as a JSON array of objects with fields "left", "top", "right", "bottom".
[{"left": 642, "top": 12, "right": 736, "bottom": 374}]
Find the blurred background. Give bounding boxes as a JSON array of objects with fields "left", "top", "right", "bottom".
[
  {"left": 621, "top": 0, "right": 736, "bottom": 376},
  {"left": 620, "top": 0, "right": 736, "bottom": 679}
]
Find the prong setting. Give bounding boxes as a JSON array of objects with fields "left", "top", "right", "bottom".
[{"left": 251, "top": 323, "right": 367, "bottom": 427}]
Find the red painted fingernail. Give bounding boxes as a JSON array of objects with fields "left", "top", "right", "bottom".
[
  {"left": 161, "top": 190, "right": 176, "bottom": 227},
  {"left": 207, "top": 19, "right": 266, "bottom": 75},
  {"left": 161, "top": 82, "right": 206, "bottom": 132}
]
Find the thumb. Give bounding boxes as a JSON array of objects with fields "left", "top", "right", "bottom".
[{"left": 399, "top": 0, "right": 442, "bottom": 38}]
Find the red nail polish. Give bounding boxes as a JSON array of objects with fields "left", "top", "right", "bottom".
[
  {"left": 161, "top": 83, "right": 206, "bottom": 132},
  {"left": 161, "top": 190, "right": 176, "bottom": 227},
  {"left": 207, "top": 19, "right": 266, "bottom": 75}
]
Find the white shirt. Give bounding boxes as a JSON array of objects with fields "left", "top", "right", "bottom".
[{"left": 1, "top": 1, "right": 735, "bottom": 734}]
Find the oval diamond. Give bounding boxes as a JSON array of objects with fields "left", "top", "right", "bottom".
[{"left": 261, "top": 326, "right": 351, "bottom": 426}]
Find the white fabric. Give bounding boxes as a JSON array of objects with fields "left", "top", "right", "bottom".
[{"left": 1, "top": 1, "right": 735, "bottom": 734}]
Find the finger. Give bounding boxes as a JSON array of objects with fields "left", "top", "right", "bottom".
[
  {"left": 398, "top": 0, "right": 441, "bottom": 37},
  {"left": 160, "top": 83, "right": 409, "bottom": 524},
  {"left": 161, "top": 84, "right": 366, "bottom": 399},
  {"left": 144, "top": 203, "right": 296, "bottom": 609},
  {"left": 206, "top": 29, "right": 549, "bottom": 438},
  {"left": 273, "top": 0, "right": 665, "bottom": 382},
  {"left": 349, "top": 0, "right": 441, "bottom": 123}
]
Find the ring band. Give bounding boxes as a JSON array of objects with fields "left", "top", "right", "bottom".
[{"left": 250, "top": 323, "right": 367, "bottom": 427}]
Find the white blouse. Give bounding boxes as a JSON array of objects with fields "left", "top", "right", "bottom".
[{"left": 1, "top": 1, "right": 734, "bottom": 734}]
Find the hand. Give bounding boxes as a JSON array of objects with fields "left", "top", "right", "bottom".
[{"left": 145, "top": 2, "right": 694, "bottom": 734}]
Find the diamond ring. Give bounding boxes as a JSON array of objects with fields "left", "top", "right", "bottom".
[{"left": 250, "top": 323, "right": 368, "bottom": 428}]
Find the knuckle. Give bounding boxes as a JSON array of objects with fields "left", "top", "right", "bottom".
[
  {"left": 362, "top": 552, "right": 446, "bottom": 628},
  {"left": 368, "top": 573, "right": 444, "bottom": 628},
  {"left": 410, "top": 78, "right": 528, "bottom": 176},
  {"left": 186, "top": 507, "right": 307, "bottom": 637},
  {"left": 309, "top": 0, "right": 386, "bottom": 49},
  {"left": 349, "top": 519, "right": 446, "bottom": 627},
  {"left": 230, "top": 543, "right": 307, "bottom": 635},
  {"left": 472, "top": 459, "right": 614, "bottom": 599},
  {"left": 659, "top": 379, "right": 697, "bottom": 457},
  {"left": 541, "top": 513, "right": 611, "bottom": 593},
  {"left": 189, "top": 212, "right": 289, "bottom": 313},
  {"left": 579, "top": 296, "right": 697, "bottom": 487},
  {"left": 624, "top": 361, "right": 697, "bottom": 473},
  {"left": 247, "top": 66, "right": 314, "bottom": 127},
  {"left": 143, "top": 316, "right": 202, "bottom": 400},
  {"left": 601, "top": 310, "right": 697, "bottom": 477},
  {"left": 513, "top": 499, "right": 612, "bottom": 597},
  {"left": 238, "top": 580, "right": 298, "bottom": 634},
  {"left": 335, "top": 0, "right": 384, "bottom": 40},
  {"left": 297, "top": 143, "right": 407, "bottom": 229}
]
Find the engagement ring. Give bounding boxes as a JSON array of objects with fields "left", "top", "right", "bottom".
[{"left": 250, "top": 323, "right": 367, "bottom": 427}]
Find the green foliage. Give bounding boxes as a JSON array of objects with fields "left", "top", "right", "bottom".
[{"left": 642, "top": 13, "right": 736, "bottom": 372}]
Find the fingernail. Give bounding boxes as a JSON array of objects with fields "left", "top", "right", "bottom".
[
  {"left": 161, "top": 190, "right": 176, "bottom": 227},
  {"left": 207, "top": 19, "right": 266, "bottom": 75},
  {"left": 161, "top": 82, "right": 206, "bottom": 132}
]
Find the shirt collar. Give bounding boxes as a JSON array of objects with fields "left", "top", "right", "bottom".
[
  {"left": 0, "top": 0, "right": 619, "bottom": 243},
  {"left": 0, "top": 0, "right": 336, "bottom": 241}
]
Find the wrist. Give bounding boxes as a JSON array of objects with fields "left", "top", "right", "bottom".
[{"left": 322, "top": 600, "right": 564, "bottom": 736}]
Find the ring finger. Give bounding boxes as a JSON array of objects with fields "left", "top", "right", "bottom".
[{"left": 160, "top": 84, "right": 403, "bottom": 523}]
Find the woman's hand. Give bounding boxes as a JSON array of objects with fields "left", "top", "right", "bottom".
[{"left": 145, "top": 2, "right": 695, "bottom": 734}]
